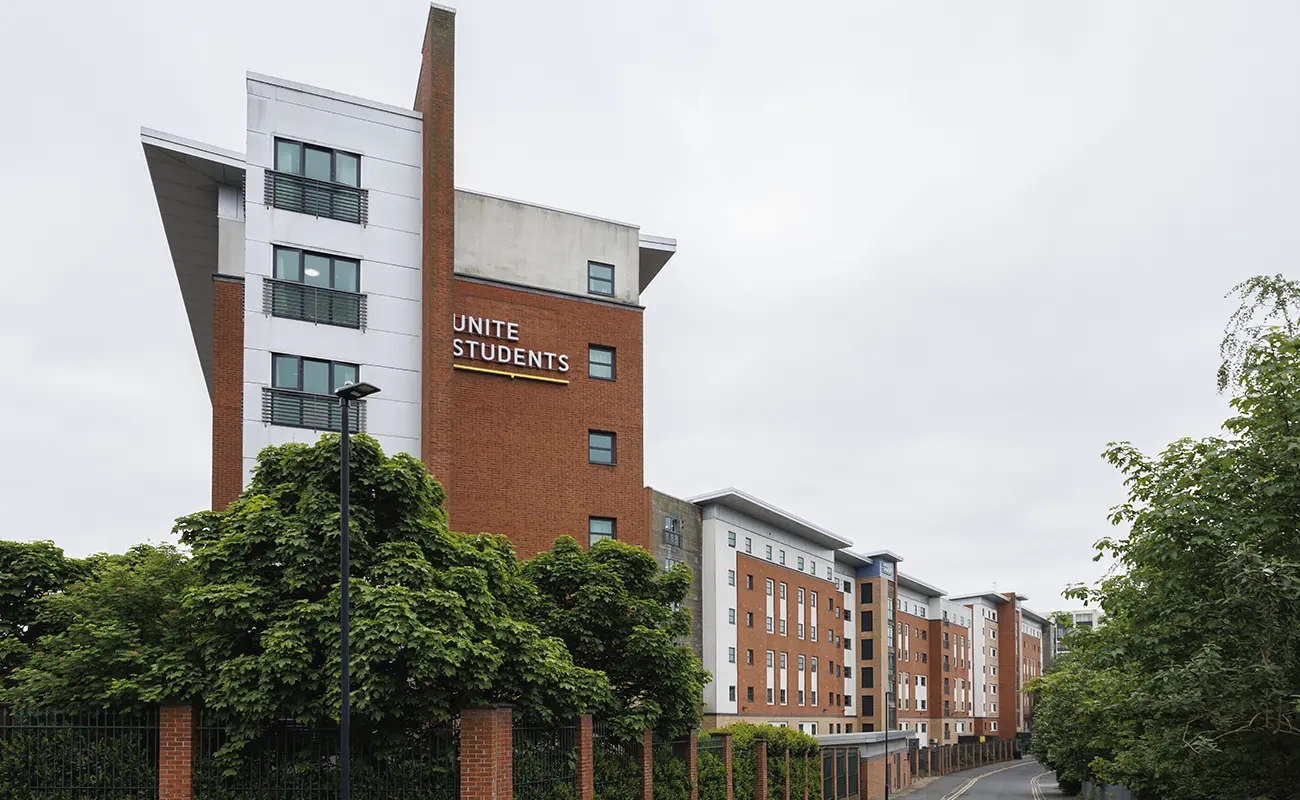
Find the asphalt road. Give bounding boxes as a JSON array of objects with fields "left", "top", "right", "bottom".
[{"left": 901, "top": 758, "right": 1063, "bottom": 800}]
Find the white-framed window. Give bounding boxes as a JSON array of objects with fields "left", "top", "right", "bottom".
[
  {"left": 728, "top": 570, "right": 736, "bottom": 586},
  {"left": 797, "top": 556, "right": 805, "bottom": 570},
  {"left": 729, "top": 685, "right": 736, "bottom": 701},
  {"left": 728, "top": 608, "right": 736, "bottom": 624},
  {"left": 745, "top": 537, "right": 752, "bottom": 553},
  {"left": 728, "top": 531, "right": 736, "bottom": 548},
  {"left": 765, "top": 545, "right": 773, "bottom": 561},
  {"left": 779, "top": 550, "right": 786, "bottom": 565},
  {"left": 766, "top": 579, "right": 774, "bottom": 596},
  {"left": 767, "top": 616, "right": 774, "bottom": 633},
  {"left": 729, "top": 647, "right": 736, "bottom": 663},
  {"left": 798, "top": 623, "right": 805, "bottom": 639},
  {"left": 780, "top": 582, "right": 787, "bottom": 599},
  {"left": 767, "top": 650, "right": 775, "bottom": 667},
  {"left": 780, "top": 620, "right": 787, "bottom": 636}
]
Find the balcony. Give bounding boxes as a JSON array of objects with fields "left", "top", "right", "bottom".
[
  {"left": 262, "top": 388, "right": 366, "bottom": 433},
  {"left": 264, "top": 171, "right": 368, "bottom": 225},
  {"left": 263, "top": 279, "right": 367, "bottom": 329}
]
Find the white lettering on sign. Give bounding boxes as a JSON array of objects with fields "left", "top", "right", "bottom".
[{"left": 452, "top": 315, "right": 570, "bottom": 373}]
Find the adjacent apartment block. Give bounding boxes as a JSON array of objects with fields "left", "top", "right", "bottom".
[
  {"left": 649, "top": 488, "right": 1049, "bottom": 743},
  {"left": 142, "top": 6, "right": 675, "bottom": 557}
]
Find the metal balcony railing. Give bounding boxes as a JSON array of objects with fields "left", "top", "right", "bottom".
[
  {"left": 662, "top": 529, "right": 683, "bottom": 547},
  {"left": 262, "top": 388, "right": 366, "bottom": 433},
  {"left": 264, "top": 171, "right": 369, "bottom": 225},
  {"left": 263, "top": 279, "right": 367, "bottom": 329}
]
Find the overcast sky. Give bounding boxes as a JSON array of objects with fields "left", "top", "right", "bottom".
[{"left": 5, "top": 0, "right": 1297, "bottom": 610}]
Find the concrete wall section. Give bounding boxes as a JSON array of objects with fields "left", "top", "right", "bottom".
[
  {"left": 455, "top": 191, "right": 641, "bottom": 306},
  {"left": 241, "top": 74, "right": 422, "bottom": 485},
  {"left": 650, "top": 490, "right": 705, "bottom": 657}
]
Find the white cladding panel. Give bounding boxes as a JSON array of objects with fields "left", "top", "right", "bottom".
[
  {"left": 701, "top": 517, "right": 738, "bottom": 714},
  {"left": 241, "top": 76, "right": 422, "bottom": 484}
]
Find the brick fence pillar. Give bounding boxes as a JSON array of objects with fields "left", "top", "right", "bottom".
[
  {"left": 687, "top": 730, "right": 699, "bottom": 800},
  {"left": 722, "top": 734, "right": 734, "bottom": 800},
  {"left": 159, "top": 704, "right": 193, "bottom": 800},
  {"left": 577, "top": 715, "right": 594, "bottom": 800},
  {"left": 640, "top": 729, "right": 653, "bottom": 800},
  {"left": 462, "top": 705, "right": 513, "bottom": 800},
  {"left": 754, "top": 741, "right": 767, "bottom": 800}
]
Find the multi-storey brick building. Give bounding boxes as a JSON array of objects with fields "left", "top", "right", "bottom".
[
  {"left": 142, "top": 7, "right": 674, "bottom": 557},
  {"left": 949, "top": 592, "right": 1049, "bottom": 738}
]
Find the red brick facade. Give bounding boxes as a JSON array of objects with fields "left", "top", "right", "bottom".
[
  {"left": 733, "top": 554, "right": 848, "bottom": 726},
  {"left": 211, "top": 275, "right": 244, "bottom": 511},
  {"left": 448, "top": 279, "right": 646, "bottom": 556},
  {"left": 412, "top": 6, "right": 646, "bottom": 559},
  {"left": 461, "top": 706, "right": 514, "bottom": 800},
  {"left": 415, "top": 6, "right": 457, "bottom": 502}
]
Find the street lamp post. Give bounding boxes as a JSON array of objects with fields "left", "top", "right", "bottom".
[{"left": 334, "top": 380, "right": 381, "bottom": 800}]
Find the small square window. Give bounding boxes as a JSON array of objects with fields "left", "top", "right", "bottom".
[
  {"left": 588, "top": 346, "right": 615, "bottom": 380},
  {"left": 588, "top": 431, "right": 615, "bottom": 465},
  {"left": 588, "top": 261, "right": 615, "bottom": 296},
  {"left": 588, "top": 517, "right": 615, "bottom": 546}
]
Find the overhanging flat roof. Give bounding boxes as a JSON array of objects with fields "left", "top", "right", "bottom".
[
  {"left": 1021, "top": 606, "right": 1048, "bottom": 624},
  {"left": 141, "top": 128, "right": 246, "bottom": 399},
  {"left": 860, "top": 549, "right": 904, "bottom": 563},
  {"left": 834, "top": 550, "right": 874, "bottom": 568},
  {"left": 897, "top": 572, "right": 945, "bottom": 597},
  {"left": 688, "top": 488, "right": 854, "bottom": 551},
  {"left": 638, "top": 234, "right": 676, "bottom": 293},
  {"left": 950, "top": 591, "right": 1011, "bottom": 606}
]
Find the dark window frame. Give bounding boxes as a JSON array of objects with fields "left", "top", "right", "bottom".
[
  {"left": 272, "top": 245, "right": 361, "bottom": 291},
  {"left": 588, "top": 345, "right": 616, "bottom": 380},
  {"left": 274, "top": 138, "right": 362, "bottom": 187},
  {"left": 588, "top": 430, "right": 616, "bottom": 465},
  {"left": 587, "top": 261, "right": 615, "bottom": 296},
  {"left": 588, "top": 516, "right": 616, "bottom": 546},
  {"left": 271, "top": 354, "right": 358, "bottom": 396}
]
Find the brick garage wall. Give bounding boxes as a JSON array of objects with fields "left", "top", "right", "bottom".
[
  {"left": 448, "top": 278, "right": 645, "bottom": 557},
  {"left": 211, "top": 275, "right": 244, "bottom": 511},
  {"left": 650, "top": 489, "right": 703, "bottom": 656},
  {"left": 733, "top": 553, "right": 848, "bottom": 728}
]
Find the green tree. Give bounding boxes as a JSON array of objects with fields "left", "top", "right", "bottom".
[
  {"left": 176, "top": 434, "right": 611, "bottom": 747},
  {"left": 0, "top": 540, "right": 90, "bottom": 685},
  {"left": 522, "top": 537, "right": 709, "bottom": 738},
  {"left": 3, "top": 544, "right": 200, "bottom": 710},
  {"left": 1033, "top": 275, "right": 1300, "bottom": 799}
]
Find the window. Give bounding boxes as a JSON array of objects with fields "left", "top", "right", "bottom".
[
  {"left": 843, "top": 638, "right": 852, "bottom": 651},
  {"left": 746, "top": 612, "right": 754, "bottom": 628},
  {"left": 780, "top": 620, "right": 787, "bottom": 636},
  {"left": 766, "top": 616, "right": 774, "bottom": 633},
  {"left": 798, "top": 690, "right": 805, "bottom": 705},
  {"left": 270, "top": 138, "right": 365, "bottom": 224},
  {"left": 845, "top": 610, "right": 852, "bottom": 621},
  {"left": 765, "top": 545, "right": 773, "bottom": 561},
  {"left": 846, "top": 666, "right": 853, "bottom": 678},
  {"left": 798, "top": 623, "right": 805, "bottom": 639},
  {"left": 729, "top": 647, "right": 736, "bottom": 663},
  {"left": 797, "top": 588, "right": 805, "bottom": 603},
  {"left": 587, "top": 261, "right": 615, "bottom": 296},
  {"left": 779, "top": 652, "right": 787, "bottom": 669},
  {"left": 745, "top": 538, "right": 752, "bottom": 554},
  {"left": 728, "top": 570, "right": 736, "bottom": 586},
  {"left": 944, "top": 678, "right": 950, "bottom": 694},
  {"left": 811, "top": 592, "right": 818, "bottom": 607},
  {"left": 766, "top": 579, "right": 774, "bottom": 596},
  {"left": 810, "top": 691, "right": 817, "bottom": 705},
  {"left": 917, "top": 675, "right": 926, "bottom": 687},
  {"left": 588, "top": 346, "right": 615, "bottom": 380},
  {"left": 767, "top": 651, "right": 775, "bottom": 667},
  {"left": 863, "top": 639, "right": 874, "bottom": 659},
  {"left": 827, "top": 629, "right": 833, "bottom": 643},
  {"left": 728, "top": 608, "right": 736, "bottom": 624},
  {"left": 863, "top": 611, "right": 874, "bottom": 632},
  {"left": 662, "top": 515, "right": 682, "bottom": 547},
  {"left": 588, "top": 517, "right": 615, "bottom": 546},
  {"left": 746, "top": 575, "right": 754, "bottom": 590},
  {"left": 779, "top": 582, "right": 787, "bottom": 599},
  {"left": 991, "top": 647, "right": 998, "bottom": 658},
  {"left": 268, "top": 247, "right": 363, "bottom": 328},
  {"left": 588, "top": 431, "right": 615, "bottom": 464},
  {"left": 845, "top": 695, "right": 852, "bottom": 707},
  {"left": 811, "top": 626, "right": 817, "bottom": 640},
  {"left": 275, "top": 138, "right": 360, "bottom": 186},
  {"left": 780, "top": 689, "right": 787, "bottom": 705},
  {"left": 861, "top": 583, "right": 874, "bottom": 603},
  {"left": 828, "top": 597, "right": 834, "bottom": 611},
  {"left": 746, "top": 649, "right": 754, "bottom": 664},
  {"left": 779, "top": 550, "right": 786, "bottom": 565},
  {"left": 826, "top": 567, "right": 832, "bottom": 579},
  {"left": 748, "top": 687, "right": 755, "bottom": 701},
  {"left": 797, "top": 556, "right": 805, "bottom": 570},
  {"left": 729, "top": 685, "right": 736, "bottom": 702},
  {"left": 767, "top": 688, "right": 774, "bottom": 704},
  {"left": 268, "top": 354, "right": 360, "bottom": 431},
  {"left": 728, "top": 531, "right": 737, "bottom": 548}
]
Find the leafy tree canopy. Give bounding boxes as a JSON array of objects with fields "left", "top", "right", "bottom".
[
  {"left": 0, "top": 540, "right": 89, "bottom": 684},
  {"left": 1031, "top": 275, "right": 1300, "bottom": 800},
  {"left": 523, "top": 537, "right": 709, "bottom": 738}
]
